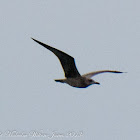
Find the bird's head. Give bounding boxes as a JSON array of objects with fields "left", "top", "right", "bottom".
[{"left": 86, "top": 79, "right": 100, "bottom": 86}]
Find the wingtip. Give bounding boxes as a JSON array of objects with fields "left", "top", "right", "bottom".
[
  {"left": 115, "top": 71, "right": 127, "bottom": 73},
  {"left": 115, "top": 71, "right": 123, "bottom": 73},
  {"left": 31, "top": 37, "right": 35, "bottom": 41},
  {"left": 31, "top": 37, "right": 39, "bottom": 43}
]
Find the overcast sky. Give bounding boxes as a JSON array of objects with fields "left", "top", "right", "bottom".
[{"left": 0, "top": 0, "right": 140, "bottom": 140}]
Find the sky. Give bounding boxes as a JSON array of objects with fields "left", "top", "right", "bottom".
[{"left": 0, "top": 0, "right": 140, "bottom": 140}]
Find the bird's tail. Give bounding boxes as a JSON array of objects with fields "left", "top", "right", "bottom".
[{"left": 54, "top": 79, "right": 65, "bottom": 83}]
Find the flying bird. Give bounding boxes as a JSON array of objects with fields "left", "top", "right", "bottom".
[{"left": 32, "top": 38, "right": 124, "bottom": 88}]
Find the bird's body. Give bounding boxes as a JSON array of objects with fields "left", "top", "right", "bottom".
[
  {"left": 55, "top": 77, "right": 98, "bottom": 88},
  {"left": 32, "top": 38, "right": 124, "bottom": 88}
]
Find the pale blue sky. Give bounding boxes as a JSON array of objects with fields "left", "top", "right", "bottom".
[{"left": 0, "top": 0, "right": 140, "bottom": 140}]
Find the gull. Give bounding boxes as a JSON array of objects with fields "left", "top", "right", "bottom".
[{"left": 32, "top": 38, "right": 124, "bottom": 88}]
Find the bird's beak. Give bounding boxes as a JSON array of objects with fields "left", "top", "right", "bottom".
[{"left": 95, "top": 82, "right": 100, "bottom": 85}]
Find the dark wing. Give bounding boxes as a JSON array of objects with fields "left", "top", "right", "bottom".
[
  {"left": 31, "top": 38, "right": 81, "bottom": 78},
  {"left": 82, "top": 70, "right": 124, "bottom": 78}
]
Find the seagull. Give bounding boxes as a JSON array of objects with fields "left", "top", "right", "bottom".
[{"left": 32, "top": 38, "right": 124, "bottom": 88}]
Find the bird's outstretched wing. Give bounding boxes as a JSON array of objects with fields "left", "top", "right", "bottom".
[
  {"left": 32, "top": 38, "right": 81, "bottom": 78},
  {"left": 82, "top": 70, "right": 123, "bottom": 78}
]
